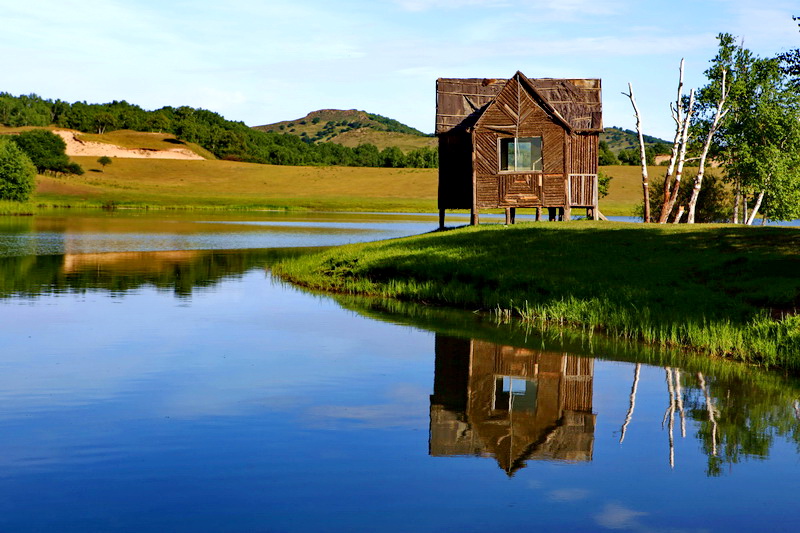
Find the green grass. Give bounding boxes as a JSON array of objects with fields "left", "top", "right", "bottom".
[
  {"left": 31, "top": 157, "right": 439, "bottom": 211},
  {"left": 272, "top": 221, "right": 800, "bottom": 369}
]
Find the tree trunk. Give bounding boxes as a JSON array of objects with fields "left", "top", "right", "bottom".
[
  {"left": 733, "top": 180, "right": 741, "bottom": 224},
  {"left": 746, "top": 190, "right": 766, "bottom": 225},
  {"left": 624, "top": 83, "right": 650, "bottom": 222},
  {"left": 687, "top": 71, "right": 728, "bottom": 224},
  {"left": 660, "top": 89, "right": 695, "bottom": 224},
  {"left": 659, "top": 60, "right": 687, "bottom": 223},
  {"left": 673, "top": 206, "right": 685, "bottom": 223}
]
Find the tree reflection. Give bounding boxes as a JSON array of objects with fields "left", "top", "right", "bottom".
[{"left": 0, "top": 248, "right": 308, "bottom": 298}]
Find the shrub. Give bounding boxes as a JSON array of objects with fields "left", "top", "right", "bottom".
[{"left": 0, "top": 138, "right": 36, "bottom": 201}]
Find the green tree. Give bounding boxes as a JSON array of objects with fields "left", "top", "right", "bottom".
[
  {"left": 699, "top": 34, "right": 800, "bottom": 223},
  {"left": 598, "top": 141, "right": 619, "bottom": 165},
  {"left": 10, "top": 129, "right": 72, "bottom": 174},
  {"left": 0, "top": 137, "right": 36, "bottom": 201},
  {"left": 97, "top": 156, "right": 112, "bottom": 171}
]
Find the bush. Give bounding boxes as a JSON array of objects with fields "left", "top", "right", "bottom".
[
  {"left": 0, "top": 138, "right": 36, "bottom": 201},
  {"left": 636, "top": 171, "right": 731, "bottom": 222},
  {"left": 10, "top": 129, "right": 77, "bottom": 175}
]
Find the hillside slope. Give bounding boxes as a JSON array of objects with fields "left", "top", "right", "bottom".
[
  {"left": 601, "top": 126, "right": 671, "bottom": 154},
  {"left": 253, "top": 109, "right": 434, "bottom": 152}
]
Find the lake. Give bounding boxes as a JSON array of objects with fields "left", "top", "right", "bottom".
[{"left": 1, "top": 211, "right": 799, "bottom": 532}]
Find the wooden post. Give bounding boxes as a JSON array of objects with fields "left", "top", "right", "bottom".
[
  {"left": 471, "top": 208, "right": 479, "bottom": 226},
  {"left": 592, "top": 174, "right": 599, "bottom": 220},
  {"left": 438, "top": 208, "right": 445, "bottom": 230},
  {"left": 504, "top": 208, "right": 511, "bottom": 225},
  {"left": 535, "top": 207, "right": 541, "bottom": 221},
  {"left": 510, "top": 207, "right": 516, "bottom": 224},
  {"left": 564, "top": 174, "right": 572, "bottom": 221}
]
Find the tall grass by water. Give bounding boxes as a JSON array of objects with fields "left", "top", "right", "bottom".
[{"left": 273, "top": 221, "right": 800, "bottom": 369}]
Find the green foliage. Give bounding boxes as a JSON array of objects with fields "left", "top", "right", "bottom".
[
  {"left": 597, "top": 170, "right": 612, "bottom": 198},
  {"left": 0, "top": 137, "right": 36, "bottom": 201},
  {"left": 97, "top": 156, "right": 112, "bottom": 170},
  {"left": 638, "top": 171, "right": 731, "bottom": 223},
  {"left": 698, "top": 33, "right": 800, "bottom": 222},
  {"left": 598, "top": 141, "right": 618, "bottom": 165},
  {"left": 10, "top": 129, "right": 81, "bottom": 175}
]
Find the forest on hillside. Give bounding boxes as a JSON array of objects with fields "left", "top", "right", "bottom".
[{"left": 0, "top": 93, "right": 438, "bottom": 169}]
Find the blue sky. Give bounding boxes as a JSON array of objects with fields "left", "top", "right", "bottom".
[{"left": 3, "top": 0, "right": 798, "bottom": 139}]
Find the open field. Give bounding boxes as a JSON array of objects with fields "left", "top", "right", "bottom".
[
  {"left": 32, "top": 157, "right": 439, "bottom": 211},
  {"left": 22, "top": 161, "right": 678, "bottom": 214},
  {"left": 273, "top": 221, "right": 800, "bottom": 368},
  {"left": 2, "top": 127, "right": 686, "bottom": 214}
]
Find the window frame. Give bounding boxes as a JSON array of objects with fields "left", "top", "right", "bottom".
[{"left": 497, "top": 136, "right": 543, "bottom": 173}]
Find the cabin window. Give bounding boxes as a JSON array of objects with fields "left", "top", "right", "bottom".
[{"left": 499, "top": 137, "right": 542, "bottom": 172}]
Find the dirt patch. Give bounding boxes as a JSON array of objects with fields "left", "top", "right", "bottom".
[{"left": 55, "top": 130, "right": 204, "bottom": 160}]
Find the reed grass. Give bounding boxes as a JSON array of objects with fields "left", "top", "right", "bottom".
[{"left": 273, "top": 221, "right": 800, "bottom": 369}]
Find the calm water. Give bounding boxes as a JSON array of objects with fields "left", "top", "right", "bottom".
[{"left": 1, "top": 211, "right": 799, "bottom": 532}]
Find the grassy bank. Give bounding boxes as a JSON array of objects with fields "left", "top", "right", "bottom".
[{"left": 272, "top": 221, "right": 800, "bottom": 369}]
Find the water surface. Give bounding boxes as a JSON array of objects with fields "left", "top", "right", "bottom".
[{"left": 0, "top": 211, "right": 798, "bottom": 532}]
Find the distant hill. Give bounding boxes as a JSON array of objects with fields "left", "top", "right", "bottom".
[
  {"left": 253, "top": 109, "right": 435, "bottom": 152},
  {"left": 601, "top": 126, "right": 671, "bottom": 154}
]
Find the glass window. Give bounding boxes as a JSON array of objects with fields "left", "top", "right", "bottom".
[{"left": 499, "top": 137, "right": 542, "bottom": 172}]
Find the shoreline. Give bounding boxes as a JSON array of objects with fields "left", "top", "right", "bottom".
[{"left": 271, "top": 221, "right": 800, "bottom": 370}]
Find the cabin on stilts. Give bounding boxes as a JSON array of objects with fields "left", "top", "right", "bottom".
[{"left": 436, "top": 72, "right": 602, "bottom": 227}]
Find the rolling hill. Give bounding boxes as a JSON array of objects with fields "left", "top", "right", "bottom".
[
  {"left": 253, "top": 109, "right": 435, "bottom": 152},
  {"left": 601, "top": 126, "right": 671, "bottom": 154}
]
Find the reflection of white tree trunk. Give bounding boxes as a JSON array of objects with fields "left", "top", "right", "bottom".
[
  {"left": 698, "top": 372, "right": 718, "bottom": 456},
  {"left": 674, "top": 369, "right": 686, "bottom": 438},
  {"left": 794, "top": 400, "right": 800, "bottom": 421},
  {"left": 620, "top": 363, "right": 641, "bottom": 444},
  {"left": 665, "top": 368, "right": 676, "bottom": 468}
]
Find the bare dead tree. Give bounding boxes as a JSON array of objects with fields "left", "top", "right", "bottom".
[
  {"left": 659, "top": 59, "right": 687, "bottom": 223},
  {"left": 687, "top": 70, "right": 729, "bottom": 223},
  {"left": 623, "top": 84, "right": 650, "bottom": 222},
  {"left": 660, "top": 88, "right": 696, "bottom": 223}
]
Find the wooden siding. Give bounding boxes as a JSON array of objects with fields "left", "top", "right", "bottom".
[
  {"left": 437, "top": 72, "right": 601, "bottom": 214},
  {"left": 569, "top": 133, "right": 598, "bottom": 174},
  {"left": 568, "top": 174, "right": 598, "bottom": 207}
]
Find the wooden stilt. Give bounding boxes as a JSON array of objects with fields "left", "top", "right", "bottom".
[
  {"left": 510, "top": 207, "right": 516, "bottom": 224},
  {"left": 564, "top": 206, "right": 571, "bottom": 221},
  {"left": 439, "top": 208, "right": 445, "bottom": 230},
  {"left": 504, "top": 208, "right": 511, "bottom": 225},
  {"left": 535, "top": 207, "right": 541, "bottom": 221},
  {"left": 470, "top": 208, "right": 479, "bottom": 226}
]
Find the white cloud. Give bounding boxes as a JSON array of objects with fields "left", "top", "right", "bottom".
[
  {"left": 548, "top": 488, "right": 591, "bottom": 502},
  {"left": 594, "top": 503, "right": 647, "bottom": 530}
]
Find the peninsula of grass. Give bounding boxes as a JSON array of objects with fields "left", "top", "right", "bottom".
[{"left": 272, "top": 221, "right": 800, "bottom": 369}]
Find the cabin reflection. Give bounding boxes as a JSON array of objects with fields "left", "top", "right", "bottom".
[{"left": 430, "top": 334, "right": 595, "bottom": 475}]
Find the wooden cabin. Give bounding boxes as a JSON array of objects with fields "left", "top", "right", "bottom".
[
  {"left": 436, "top": 72, "right": 602, "bottom": 227},
  {"left": 429, "top": 334, "right": 595, "bottom": 475}
]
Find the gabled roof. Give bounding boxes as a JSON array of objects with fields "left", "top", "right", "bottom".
[{"left": 436, "top": 72, "right": 602, "bottom": 135}]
